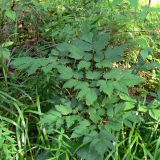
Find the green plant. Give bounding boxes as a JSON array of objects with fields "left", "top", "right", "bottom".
[
  {"left": 0, "top": 123, "right": 17, "bottom": 160},
  {"left": 12, "top": 27, "right": 147, "bottom": 159},
  {"left": 0, "top": 0, "right": 160, "bottom": 159}
]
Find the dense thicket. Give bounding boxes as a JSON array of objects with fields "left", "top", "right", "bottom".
[{"left": 0, "top": 0, "right": 160, "bottom": 160}]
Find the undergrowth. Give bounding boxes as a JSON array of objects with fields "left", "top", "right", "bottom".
[{"left": 0, "top": 0, "right": 160, "bottom": 160}]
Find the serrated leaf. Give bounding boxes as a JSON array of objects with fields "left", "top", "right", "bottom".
[
  {"left": 124, "top": 119, "right": 132, "bottom": 128},
  {"left": 90, "top": 114, "right": 101, "bottom": 123},
  {"left": 124, "top": 102, "right": 135, "bottom": 111},
  {"left": 140, "top": 47, "right": 152, "bottom": 60},
  {"left": 97, "top": 108, "right": 105, "bottom": 116},
  {"left": 77, "top": 85, "right": 97, "bottom": 105},
  {"left": 56, "top": 42, "right": 68, "bottom": 52},
  {"left": 149, "top": 109, "right": 160, "bottom": 121},
  {"left": 81, "top": 32, "right": 93, "bottom": 43},
  {"left": 77, "top": 61, "right": 91, "bottom": 70},
  {"left": 138, "top": 105, "right": 148, "bottom": 112},
  {"left": 12, "top": 57, "right": 42, "bottom": 74},
  {"left": 107, "top": 121, "right": 122, "bottom": 131},
  {"left": 103, "top": 68, "right": 123, "bottom": 80},
  {"left": 77, "top": 144, "right": 100, "bottom": 160},
  {"left": 119, "top": 93, "right": 137, "bottom": 103},
  {"left": 94, "top": 51, "right": 104, "bottom": 62},
  {"left": 96, "top": 59, "right": 113, "bottom": 68},
  {"left": 66, "top": 115, "right": 82, "bottom": 128},
  {"left": 77, "top": 87, "right": 89, "bottom": 100},
  {"left": 105, "top": 45, "right": 127, "bottom": 62},
  {"left": 93, "top": 33, "right": 110, "bottom": 52},
  {"left": 119, "top": 70, "right": 144, "bottom": 86},
  {"left": 89, "top": 129, "right": 116, "bottom": 158},
  {"left": 68, "top": 45, "right": 83, "bottom": 60},
  {"left": 88, "top": 108, "right": 101, "bottom": 123},
  {"left": 56, "top": 118, "right": 64, "bottom": 129},
  {"left": 71, "top": 120, "right": 90, "bottom": 138},
  {"left": 73, "top": 71, "right": 83, "bottom": 79},
  {"left": 83, "top": 53, "right": 92, "bottom": 61},
  {"left": 83, "top": 131, "right": 98, "bottom": 144},
  {"left": 75, "top": 39, "right": 93, "bottom": 51},
  {"left": 75, "top": 81, "right": 89, "bottom": 90},
  {"left": 113, "top": 81, "right": 128, "bottom": 94},
  {"left": 27, "top": 61, "right": 41, "bottom": 75},
  {"left": 57, "top": 65, "right": 74, "bottom": 79},
  {"left": 42, "top": 63, "right": 55, "bottom": 74},
  {"left": 140, "top": 62, "right": 160, "bottom": 70},
  {"left": 63, "top": 79, "right": 78, "bottom": 88},
  {"left": 12, "top": 57, "right": 32, "bottom": 68},
  {"left": 12, "top": 57, "right": 53, "bottom": 75},
  {"left": 39, "top": 111, "right": 61, "bottom": 126},
  {"left": 55, "top": 104, "right": 72, "bottom": 115},
  {"left": 86, "top": 71, "right": 101, "bottom": 80},
  {"left": 123, "top": 111, "right": 141, "bottom": 123},
  {"left": 86, "top": 88, "right": 98, "bottom": 105},
  {"left": 97, "top": 80, "right": 114, "bottom": 97}
]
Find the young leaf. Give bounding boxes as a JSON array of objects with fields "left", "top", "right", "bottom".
[
  {"left": 73, "top": 71, "right": 84, "bottom": 79},
  {"left": 76, "top": 84, "right": 97, "bottom": 105},
  {"left": 83, "top": 53, "right": 92, "bottom": 61},
  {"left": 66, "top": 115, "right": 82, "bottom": 128},
  {"left": 12, "top": 57, "right": 32, "bottom": 69},
  {"left": 75, "top": 81, "right": 89, "bottom": 90},
  {"left": 56, "top": 42, "right": 68, "bottom": 53},
  {"left": 149, "top": 109, "right": 160, "bottom": 121},
  {"left": 63, "top": 79, "right": 78, "bottom": 88},
  {"left": 42, "top": 63, "right": 55, "bottom": 74},
  {"left": 75, "top": 39, "right": 92, "bottom": 51},
  {"left": 55, "top": 104, "right": 72, "bottom": 115},
  {"left": 119, "top": 93, "right": 137, "bottom": 103},
  {"left": 86, "top": 71, "right": 101, "bottom": 80},
  {"left": 68, "top": 45, "right": 84, "bottom": 60},
  {"left": 113, "top": 81, "right": 128, "bottom": 94},
  {"left": 103, "top": 67, "right": 123, "bottom": 80},
  {"left": 57, "top": 65, "right": 74, "bottom": 79},
  {"left": 27, "top": 62, "right": 41, "bottom": 75},
  {"left": 96, "top": 59, "right": 113, "bottom": 69},
  {"left": 140, "top": 47, "right": 152, "bottom": 60},
  {"left": 56, "top": 118, "right": 64, "bottom": 129},
  {"left": 105, "top": 45, "right": 127, "bottom": 62},
  {"left": 80, "top": 32, "right": 93, "bottom": 43},
  {"left": 94, "top": 51, "right": 104, "bottom": 62},
  {"left": 140, "top": 62, "right": 160, "bottom": 70},
  {"left": 77, "top": 144, "right": 100, "bottom": 160},
  {"left": 123, "top": 102, "right": 135, "bottom": 111},
  {"left": 39, "top": 111, "right": 62, "bottom": 127},
  {"left": 97, "top": 80, "right": 114, "bottom": 97},
  {"left": 93, "top": 33, "right": 110, "bottom": 52},
  {"left": 71, "top": 120, "right": 90, "bottom": 138},
  {"left": 88, "top": 108, "right": 101, "bottom": 123},
  {"left": 119, "top": 70, "right": 144, "bottom": 86},
  {"left": 77, "top": 61, "right": 91, "bottom": 70},
  {"left": 86, "top": 88, "right": 98, "bottom": 105}
]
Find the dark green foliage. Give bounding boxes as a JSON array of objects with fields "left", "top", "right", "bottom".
[
  {"left": 0, "top": 0, "right": 160, "bottom": 159},
  {"left": 19, "top": 29, "right": 144, "bottom": 159}
]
